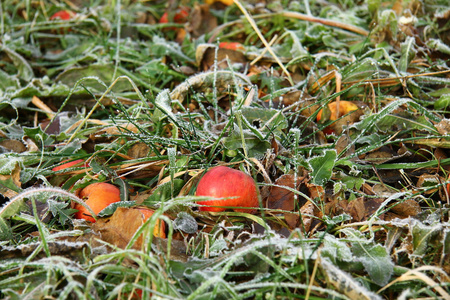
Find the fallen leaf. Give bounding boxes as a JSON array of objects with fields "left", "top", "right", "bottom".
[{"left": 92, "top": 207, "right": 165, "bottom": 250}]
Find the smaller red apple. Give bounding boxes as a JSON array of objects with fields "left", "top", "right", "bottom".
[
  {"left": 219, "top": 42, "right": 245, "bottom": 51},
  {"left": 195, "top": 166, "right": 259, "bottom": 213},
  {"left": 73, "top": 182, "right": 121, "bottom": 223},
  {"left": 159, "top": 7, "right": 189, "bottom": 24},
  {"left": 50, "top": 10, "right": 74, "bottom": 21},
  {"left": 52, "top": 159, "right": 86, "bottom": 172},
  {"left": 137, "top": 208, "right": 166, "bottom": 238}
]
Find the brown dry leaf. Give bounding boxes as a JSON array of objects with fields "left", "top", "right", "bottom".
[
  {"left": 298, "top": 200, "right": 315, "bottom": 232},
  {"left": 0, "top": 163, "right": 22, "bottom": 198},
  {"left": 267, "top": 174, "right": 305, "bottom": 210},
  {"left": 389, "top": 199, "right": 422, "bottom": 217},
  {"left": 92, "top": 207, "right": 157, "bottom": 250},
  {"left": 416, "top": 174, "right": 443, "bottom": 195},
  {"left": 267, "top": 174, "right": 306, "bottom": 229},
  {"left": 0, "top": 139, "right": 26, "bottom": 153},
  {"left": 346, "top": 197, "right": 385, "bottom": 222},
  {"left": 198, "top": 46, "right": 247, "bottom": 71},
  {"left": 435, "top": 119, "right": 450, "bottom": 135},
  {"left": 359, "top": 145, "right": 411, "bottom": 164},
  {"left": 305, "top": 181, "right": 325, "bottom": 201},
  {"left": 186, "top": 4, "right": 217, "bottom": 37},
  {"left": 127, "top": 142, "right": 150, "bottom": 158},
  {"left": 335, "top": 134, "right": 355, "bottom": 157}
]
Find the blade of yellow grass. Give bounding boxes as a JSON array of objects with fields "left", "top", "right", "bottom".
[
  {"left": 282, "top": 11, "right": 369, "bottom": 36},
  {"left": 378, "top": 266, "right": 450, "bottom": 298}
]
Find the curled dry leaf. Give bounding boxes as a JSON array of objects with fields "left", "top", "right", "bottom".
[
  {"left": 267, "top": 174, "right": 323, "bottom": 231},
  {"left": 186, "top": 4, "right": 217, "bottom": 37},
  {"left": 388, "top": 199, "right": 421, "bottom": 218},
  {"left": 325, "top": 196, "right": 384, "bottom": 222},
  {"left": 197, "top": 44, "right": 247, "bottom": 71},
  {"left": 92, "top": 207, "right": 165, "bottom": 250}
]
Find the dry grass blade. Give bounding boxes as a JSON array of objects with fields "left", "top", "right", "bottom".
[
  {"left": 378, "top": 266, "right": 450, "bottom": 299},
  {"left": 281, "top": 11, "right": 369, "bottom": 36}
]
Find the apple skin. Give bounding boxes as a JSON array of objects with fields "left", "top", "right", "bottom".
[
  {"left": 195, "top": 166, "right": 259, "bottom": 213},
  {"left": 137, "top": 208, "right": 166, "bottom": 238},
  {"left": 74, "top": 182, "right": 121, "bottom": 223},
  {"left": 50, "top": 10, "right": 73, "bottom": 21},
  {"left": 52, "top": 159, "right": 86, "bottom": 172}
]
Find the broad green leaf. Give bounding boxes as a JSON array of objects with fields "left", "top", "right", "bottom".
[
  {"left": 434, "top": 94, "right": 450, "bottom": 110},
  {"left": 411, "top": 221, "right": 442, "bottom": 256},
  {"left": 173, "top": 211, "right": 198, "bottom": 234},
  {"left": 47, "top": 199, "right": 77, "bottom": 225},
  {"left": 0, "top": 198, "right": 28, "bottom": 219},
  {"left": 222, "top": 131, "right": 271, "bottom": 160},
  {"left": 308, "top": 150, "right": 337, "bottom": 185},
  {"left": 340, "top": 175, "right": 364, "bottom": 190},
  {"left": 0, "top": 217, "right": 13, "bottom": 241},
  {"left": 2, "top": 46, "right": 34, "bottom": 81},
  {"left": 0, "top": 69, "right": 20, "bottom": 92},
  {"left": 352, "top": 242, "right": 393, "bottom": 286},
  {"left": 321, "top": 234, "right": 353, "bottom": 264},
  {"left": 345, "top": 229, "right": 394, "bottom": 286},
  {"left": 22, "top": 127, "right": 55, "bottom": 147},
  {"left": 286, "top": 30, "right": 309, "bottom": 57},
  {"left": 0, "top": 176, "right": 22, "bottom": 193},
  {"left": 55, "top": 64, "right": 129, "bottom": 92},
  {"left": 0, "top": 156, "right": 22, "bottom": 175},
  {"left": 239, "top": 106, "right": 288, "bottom": 136},
  {"left": 342, "top": 58, "right": 379, "bottom": 83}
]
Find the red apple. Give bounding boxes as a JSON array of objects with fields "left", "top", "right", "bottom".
[
  {"left": 195, "top": 166, "right": 259, "bottom": 213},
  {"left": 137, "top": 207, "right": 166, "bottom": 238},
  {"left": 52, "top": 159, "right": 86, "bottom": 172},
  {"left": 159, "top": 7, "right": 189, "bottom": 24},
  {"left": 50, "top": 10, "right": 74, "bottom": 21},
  {"left": 219, "top": 42, "right": 245, "bottom": 51},
  {"left": 73, "top": 182, "right": 121, "bottom": 223}
]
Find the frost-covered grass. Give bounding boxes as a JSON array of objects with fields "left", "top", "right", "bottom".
[{"left": 0, "top": 0, "right": 450, "bottom": 299}]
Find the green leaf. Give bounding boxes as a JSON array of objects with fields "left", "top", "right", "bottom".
[
  {"left": 411, "top": 221, "right": 442, "bottom": 256},
  {"left": 345, "top": 229, "right": 394, "bottom": 286},
  {"left": 173, "top": 211, "right": 198, "bottom": 234},
  {"left": 434, "top": 94, "right": 450, "bottom": 110},
  {"left": 97, "top": 201, "right": 137, "bottom": 218},
  {"left": 398, "top": 37, "right": 416, "bottom": 74},
  {"left": 222, "top": 131, "right": 271, "bottom": 160},
  {"left": 0, "top": 69, "right": 20, "bottom": 91},
  {"left": 0, "top": 156, "right": 22, "bottom": 176},
  {"left": 321, "top": 234, "right": 353, "bottom": 264},
  {"left": 47, "top": 199, "right": 77, "bottom": 225},
  {"left": 22, "top": 127, "right": 55, "bottom": 147},
  {"left": 308, "top": 150, "right": 337, "bottom": 185},
  {"left": 239, "top": 106, "right": 288, "bottom": 137},
  {"left": 2, "top": 46, "right": 34, "bottom": 81},
  {"left": 0, "top": 198, "right": 28, "bottom": 219},
  {"left": 0, "top": 217, "right": 13, "bottom": 241},
  {"left": 55, "top": 64, "right": 129, "bottom": 92}
]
